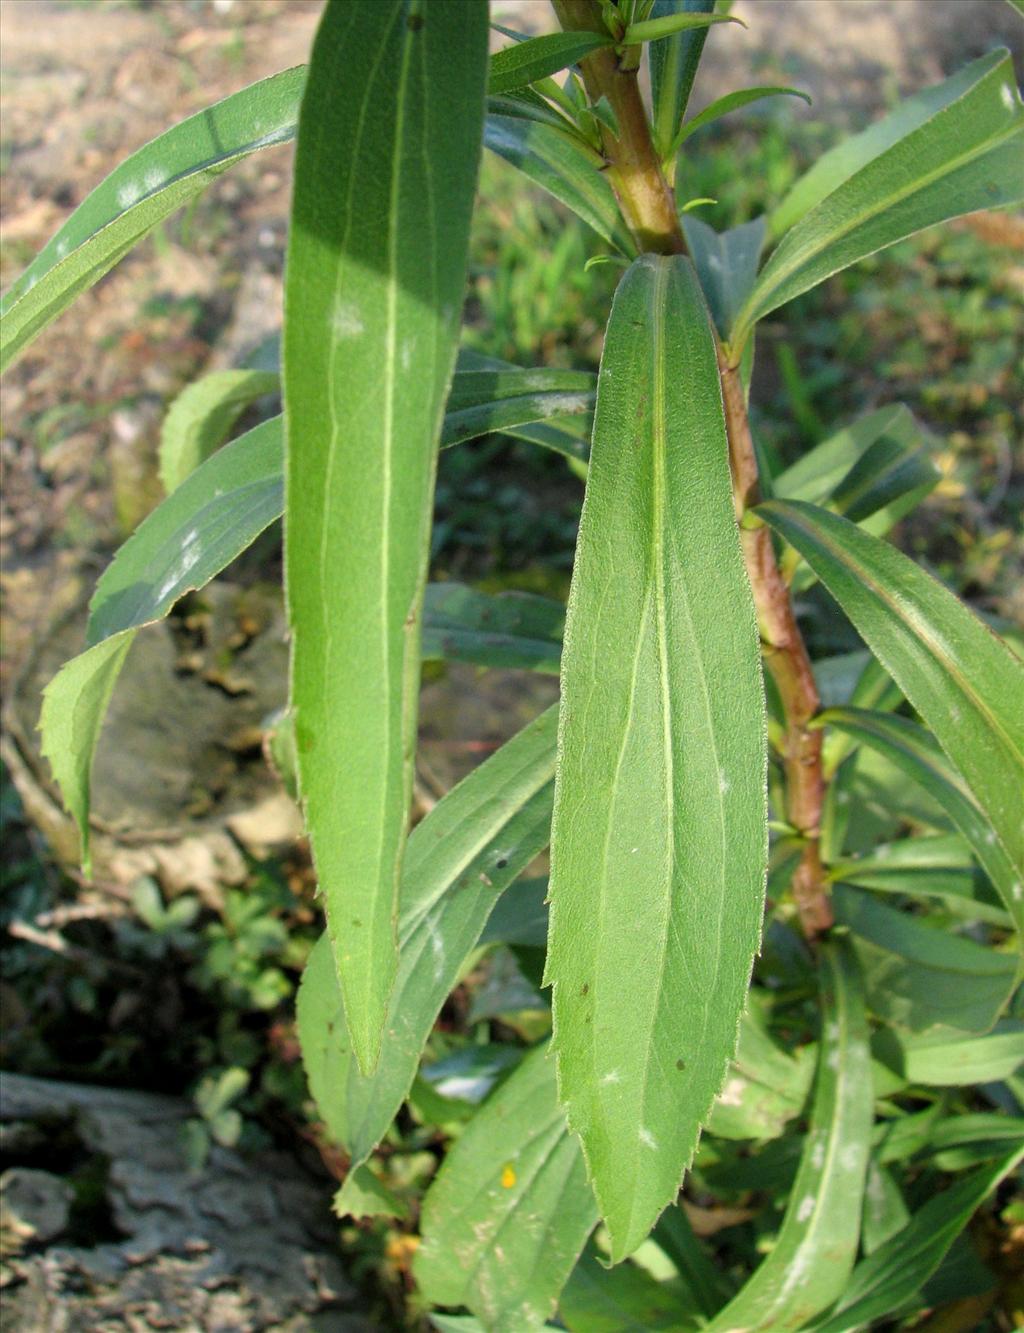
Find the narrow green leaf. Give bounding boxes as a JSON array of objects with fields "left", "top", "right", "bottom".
[
  {"left": 774, "top": 404, "right": 924, "bottom": 507},
  {"left": 759, "top": 501, "right": 1024, "bottom": 902},
  {"left": 159, "top": 369, "right": 278, "bottom": 494},
  {"left": 559, "top": 1242, "right": 699, "bottom": 1331},
  {"left": 706, "top": 1007, "right": 814, "bottom": 1141},
  {"left": 648, "top": 0, "right": 715, "bottom": 156},
  {"left": 441, "top": 369, "right": 594, "bottom": 445},
  {"left": 810, "top": 1148, "right": 1024, "bottom": 1333},
  {"left": 283, "top": 0, "right": 487, "bottom": 1074},
  {"left": 484, "top": 114, "right": 632, "bottom": 252},
  {"left": 296, "top": 707, "right": 558, "bottom": 1165},
  {"left": 680, "top": 215, "right": 766, "bottom": 339},
  {"left": 834, "top": 884, "right": 1019, "bottom": 1034},
  {"left": 421, "top": 584, "right": 564, "bottom": 674},
  {"left": 547, "top": 255, "right": 767, "bottom": 1260},
  {"left": 770, "top": 51, "right": 1014, "bottom": 238},
  {"left": 833, "top": 863, "right": 1010, "bottom": 928},
  {"left": 862, "top": 1160, "right": 910, "bottom": 1256},
  {"left": 887, "top": 1022, "right": 1024, "bottom": 1086},
  {"left": 829, "top": 432, "right": 939, "bottom": 526},
  {"left": 39, "top": 634, "right": 135, "bottom": 873},
  {"left": 479, "top": 877, "right": 550, "bottom": 949},
  {"left": 489, "top": 31, "right": 614, "bottom": 95},
  {"left": 704, "top": 941, "right": 872, "bottom": 1332},
  {"left": 671, "top": 85, "right": 811, "bottom": 154},
  {"left": 650, "top": 1205, "right": 735, "bottom": 1316},
  {"left": 1, "top": 67, "right": 305, "bottom": 373},
  {"left": 624, "top": 11, "right": 740, "bottom": 43},
  {"left": 415, "top": 1044, "right": 599, "bottom": 1333},
  {"left": 333, "top": 1163, "right": 409, "bottom": 1221},
  {"left": 87, "top": 418, "right": 283, "bottom": 645},
  {"left": 818, "top": 708, "right": 1022, "bottom": 931},
  {"left": 735, "top": 50, "right": 1024, "bottom": 345}
]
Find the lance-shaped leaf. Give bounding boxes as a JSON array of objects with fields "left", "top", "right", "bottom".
[
  {"left": 283, "top": 0, "right": 487, "bottom": 1074},
  {"left": 441, "top": 367, "right": 595, "bottom": 445},
  {"left": 819, "top": 707, "right": 1022, "bottom": 930},
  {"left": 759, "top": 501, "right": 1024, "bottom": 899},
  {"left": 833, "top": 884, "right": 1019, "bottom": 1034},
  {"left": 159, "top": 369, "right": 279, "bottom": 494},
  {"left": 489, "top": 31, "right": 614, "bottom": 95},
  {"left": 704, "top": 941, "right": 873, "bottom": 1332},
  {"left": 546, "top": 255, "right": 767, "bottom": 1261},
  {"left": 484, "top": 114, "right": 632, "bottom": 252},
  {"left": 810, "top": 1148, "right": 1024, "bottom": 1333},
  {"left": 884, "top": 1021, "right": 1024, "bottom": 1086},
  {"left": 296, "top": 706, "right": 558, "bottom": 1166},
  {"left": 1, "top": 67, "right": 305, "bottom": 373},
  {"left": 733, "top": 50, "right": 1024, "bottom": 347},
  {"left": 415, "top": 1044, "right": 599, "bottom": 1332},
  {"left": 648, "top": 0, "right": 715, "bottom": 157},
  {"left": 421, "top": 584, "right": 564, "bottom": 674},
  {"left": 774, "top": 404, "right": 924, "bottom": 508},
  {"left": 669, "top": 85, "right": 811, "bottom": 156}
]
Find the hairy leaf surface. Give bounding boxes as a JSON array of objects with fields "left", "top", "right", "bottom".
[
  {"left": 416, "top": 1044, "right": 598, "bottom": 1332},
  {"left": 296, "top": 707, "right": 557, "bottom": 1165},
  {"left": 547, "top": 255, "right": 767, "bottom": 1260},
  {"left": 284, "top": 0, "right": 487, "bottom": 1072}
]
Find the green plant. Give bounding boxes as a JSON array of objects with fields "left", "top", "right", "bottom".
[{"left": 5, "top": 0, "right": 1023, "bottom": 1327}]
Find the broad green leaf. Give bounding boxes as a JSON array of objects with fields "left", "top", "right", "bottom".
[
  {"left": 833, "top": 884, "right": 1019, "bottom": 1034},
  {"left": 489, "top": 31, "right": 614, "bottom": 95},
  {"left": 810, "top": 1148, "right": 1024, "bottom": 1333},
  {"left": 680, "top": 215, "right": 766, "bottom": 339},
  {"left": 87, "top": 418, "right": 283, "bottom": 645},
  {"left": 0, "top": 67, "right": 305, "bottom": 373},
  {"left": 39, "top": 634, "right": 135, "bottom": 873},
  {"left": 818, "top": 707, "right": 1022, "bottom": 931},
  {"left": 704, "top": 941, "right": 872, "bottom": 1332},
  {"left": 648, "top": 0, "right": 715, "bottom": 157},
  {"left": 158, "top": 369, "right": 279, "bottom": 494},
  {"left": 559, "top": 1243, "right": 699, "bottom": 1332},
  {"left": 734, "top": 50, "right": 1024, "bottom": 346},
  {"left": 333, "top": 1163, "right": 409, "bottom": 1221},
  {"left": 546, "top": 256, "right": 766, "bottom": 1261},
  {"left": 770, "top": 51, "right": 1015, "bottom": 238},
  {"left": 415, "top": 1044, "right": 599, "bottom": 1333},
  {"left": 759, "top": 501, "right": 1024, "bottom": 900},
  {"left": 670, "top": 85, "right": 811, "bottom": 154},
  {"left": 421, "top": 584, "right": 564, "bottom": 674},
  {"left": 296, "top": 707, "right": 558, "bottom": 1165},
  {"left": 885, "top": 1022, "right": 1024, "bottom": 1086},
  {"left": 283, "top": 0, "right": 487, "bottom": 1074},
  {"left": 484, "top": 114, "right": 632, "bottom": 252}
]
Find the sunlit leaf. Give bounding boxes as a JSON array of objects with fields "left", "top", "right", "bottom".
[
  {"left": 490, "top": 31, "right": 613, "bottom": 95},
  {"left": 547, "top": 255, "right": 766, "bottom": 1260},
  {"left": 158, "top": 369, "right": 279, "bottom": 494}
]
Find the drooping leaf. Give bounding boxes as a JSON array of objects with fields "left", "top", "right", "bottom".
[
  {"left": 484, "top": 114, "right": 632, "bottom": 252},
  {"left": 670, "top": 85, "right": 811, "bottom": 154},
  {"left": 415, "top": 1044, "right": 599, "bottom": 1333},
  {"left": 0, "top": 66, "right": 306, "bottom": 373},
  {"left": 809, "top": 1148, "right": 1024, "bottom": 1333},
  {"left": 296, "top": 707, "right": 558, "bottom": 1165},
  {"left": 833, "top": 884, "right": 1019, "bottom": 1034},
  {"left": 680, "top": 215, "right": 766, "bottom": 339},
  {"left": 87, "top": 418, "right": 284, "bottom": 645},
  {"left": 158, "top": 369, "right": 279, "bottom": 494},
  {"left": 283, "top": 0, "right": 488, "bottom": 1074},
  {"left": 759, "top": 501, "right": 1024, "bottom": 902},
  {"left": 559, "top": 1242, "right": 700, "bottom": 1332},
  {"left": 703, "top": 941, "right": 872, "bottom": 1331},
  {"left": 648, "top": 0, "right": 715, "bottom": 157},
  {"left": 546, "top": 255, "right": 767, "bottom": 1261},
  {"left": 733, "top": 50, "right": 1024, "bottom": 346},
  {"left": 489, "top": 31, "right": 614, "bottom": 95},
  {"left": 39, "top": 634, "right": 135, "bottom": 873},
  {"left": 818, "top": 707, "right": 1022, "bottom": 931}
]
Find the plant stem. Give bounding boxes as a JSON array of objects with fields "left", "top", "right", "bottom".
[{"left": 554, "top": 0, "right": 833, "bottom": 939}]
